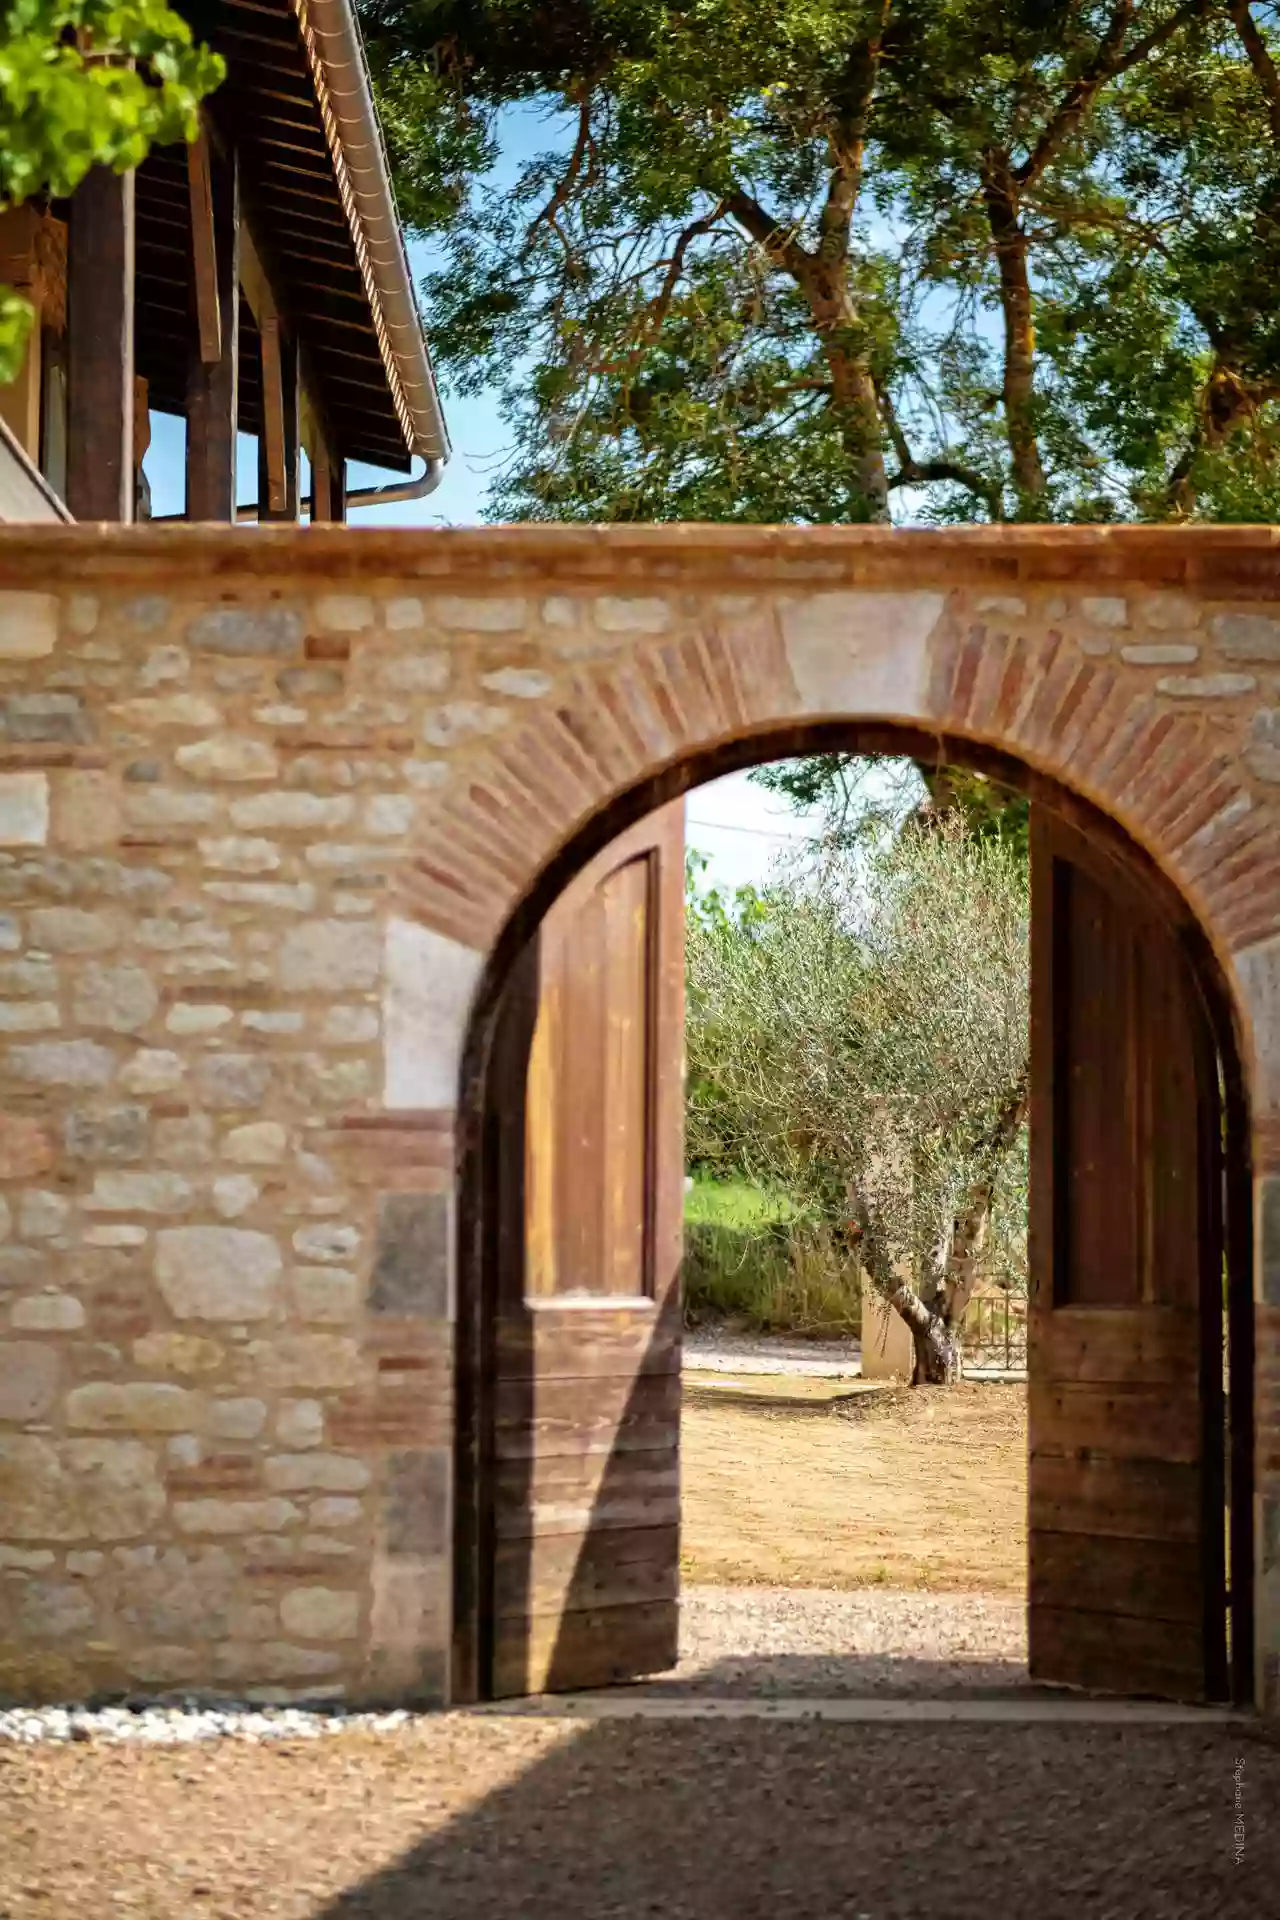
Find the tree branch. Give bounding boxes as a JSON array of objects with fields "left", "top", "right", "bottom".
[
  {"left": 878, "top": 379, "right": 1002, "bottom": 517},
  {"left": 888, "top": 459, "right": 1003, "bottom": 516},
  {"left": 1228, "top": 0, "right": 1280, "bottom": 143},
  {"left": 525, "top": 83, "right": 596, "bottom": 258},
  {"left": 1016, "top": 0, "right": 1207, "bottom": 186},
  {"left": 616, "top": 204, "right": 727, "bottom": 377},
  {"left": 723, "top": 188, "right": 814, "bottom": 284},
  {"left": 941, "top": 1068, "right": 1029, "bottom": 1325},
  {"left": 819, "top": 6, "right": 892, "bottom": 265}
]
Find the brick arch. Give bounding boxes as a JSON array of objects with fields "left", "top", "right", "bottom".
[
  {"left": 436, "top": 584, "right": 1267, "bottom": 1708},
  {"left": 399, "top": 586, "right": 1268, "bottom": 1104}
]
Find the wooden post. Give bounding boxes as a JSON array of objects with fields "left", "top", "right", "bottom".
[
  {"left": 66, "top": 166, "right": 135, "bottom": 522},
  {"left": 186, "top": 131, "right": 222, "bottom": 366},
  {"left": 309, "top": 433, "right": 347, "bottom": 523},
  {"left": 257, "top": 324, "right": 298, "bottom": 521},
  {"left": 186, "top": 137, "right": 239, "bottom": 521},
  {"left": 310, "top": 435, "right": 332, "bottom": 522}
]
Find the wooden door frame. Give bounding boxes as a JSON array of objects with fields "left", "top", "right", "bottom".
[{"left": 452, "top": 720, "right": 1254, "bottom": 1707}]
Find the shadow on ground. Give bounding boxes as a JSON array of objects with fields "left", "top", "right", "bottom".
[
  {"left": 312, "top": 1665, "right": 1275, "bottom": 1920},
  {"left": 682, "top": 1381, "right": 863, "bottom": 1418},
  {"left": 632, "top": 1648, "right": 1031, "bottom": 1696}
]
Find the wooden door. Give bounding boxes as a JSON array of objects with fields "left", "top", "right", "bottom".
[
  {"left": 485, "top": 801, "right": 686, "bottom": 1697},
  {"left": 1028, "top": 810, "right": 1228, "bottom": 1702}
]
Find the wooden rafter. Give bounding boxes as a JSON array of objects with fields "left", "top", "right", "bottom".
[{"left": 186, "top": 129, "right": 222, "bottom": 365}]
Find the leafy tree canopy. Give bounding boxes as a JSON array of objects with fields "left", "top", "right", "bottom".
[
  {"left": 365, "top": 0, "right": 1280, "bottom": 525},
  {"left": 0, "top": 1, "right": 222, "bottom": 381},
  {"left": 750, "top": 752, "right": 1030, "bottom": 855},
  {"left": 685, "top": 813, "right": 1030, "bottom": 1378}
]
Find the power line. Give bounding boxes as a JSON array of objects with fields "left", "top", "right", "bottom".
[{"left": 686, "top": 817, "right": 815, "bottom": 840}]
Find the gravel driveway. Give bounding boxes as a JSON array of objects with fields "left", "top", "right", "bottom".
[
  {"left": 684, "top": 1328, "right": 863, "bottom": 1376},
  {"left": 1, "top": 1589, "right": 1272, "bottom": 1917},
  {"left": 1, "top": 1713, "right": 1272, "bottom": 1919},
  {"left": 664, "top": 1584, "right": 1028, "bottom": 1696}
]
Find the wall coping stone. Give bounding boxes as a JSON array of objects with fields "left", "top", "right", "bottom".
[{"left": 5, "top": 523, "right": 1280, "bottom": 596}]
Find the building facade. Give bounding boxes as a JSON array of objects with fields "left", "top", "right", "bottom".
[{"left": 0, "top": 0, "right": 447, "bottom": 527}]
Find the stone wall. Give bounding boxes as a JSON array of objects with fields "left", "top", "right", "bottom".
[{"left": 0, "top": 524, "right": 1277, "bottom": 1711}]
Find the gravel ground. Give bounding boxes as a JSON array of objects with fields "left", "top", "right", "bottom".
[
  {"left": 0, "top": 1588, "right": 1029, "bottom": 1747},
  {"left": 660, "top": 1585, "right": 1029, "bottom": 1696},
  {"left": 0, "top": 1590, "right": 1272, "bottom": 1917},
  {"left": 0, "top": 1714, "right": 1272, "bottom": 1918},
  {"left": 684, "top": 1328, "right": 863, "bottom": 1375}
]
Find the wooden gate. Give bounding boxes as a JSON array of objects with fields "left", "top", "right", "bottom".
[
  {"left": 1028, "top": 809, "right": 1229, "bottom": 1701},
  {"left": 483, "top": 801, "right": 686, "bottom": 1697}
]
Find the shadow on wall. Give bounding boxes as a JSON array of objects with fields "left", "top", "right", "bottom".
[{"left": 312, "top": 1697, "right": 1275, "bottom": 1919}]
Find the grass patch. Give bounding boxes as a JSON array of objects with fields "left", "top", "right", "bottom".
[
  {"left": 682, "top": 1176, "right": 861, "bottom": 1339},
  {"left": 683, "top": 1178, "right": 796, "bottom": 1230}
]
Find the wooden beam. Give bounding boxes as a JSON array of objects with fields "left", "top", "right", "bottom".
[
  {"left": 186, "top": 132, "right": 222, "bottom": 365},
  {"left": 257, "top": 311, "right": 287, "bottom": 513},
  {"left": 240, "top": 217, "right": 299, "bottom": 520},
  {"left": 185, "top": 142, "right": 239, "bottom": 522},
  {"left": 258, "top": 325, "right": 298, "bottom": 520},
  {"left": 0, "top": 209, "right": 43, "bottom": 460},
  {"left": 298, "top": 346, "right": 345, "bottom": 525},
  {"left": 310, "top": 438, "right": 332, "bottom": 522},
  {"left": 237, "top": 220, "right": 275, "bottom": 339},
  {"left": 308, "top": 434, "right": 346, "bottom": 523},
  {"left": 66, "top": 166, "right": 136, "bottom": 522}
]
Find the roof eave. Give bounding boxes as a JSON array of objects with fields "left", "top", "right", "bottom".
[{"left": 289, "top": 0, "right": 451, "bottom": 469}]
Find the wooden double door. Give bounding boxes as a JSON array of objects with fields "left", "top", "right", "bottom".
[{"left": 475, "top": 799, "right": 1244, "bottom": 1704}]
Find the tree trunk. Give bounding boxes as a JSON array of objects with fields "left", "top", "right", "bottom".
[
  {"left": 723, "top": 177, "right": 889, "bottom": 522},
  {"left": 981, "top": 156, "right": 1047, "bottom": 515},
  {"left": 887, "top": 1281, "right": 964, "bottom": 1384},
  {"left": 824, "top": 337, "right": 890, "bottom": 521},
  {"left": 802, "top": 251, "right": 888, "bottom": 519},
  {"left": 860, "top": 1068, "right": 1029, "bottom": 1387}
]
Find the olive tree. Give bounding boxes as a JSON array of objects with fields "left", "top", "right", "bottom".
[{"left": 686, "top": 814, "right": 1029, "bottom": 1382}]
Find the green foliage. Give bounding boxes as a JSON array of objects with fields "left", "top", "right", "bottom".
[
  {"left": 0, "top": 0, "right": 222, "bottom": 381},
  {"left": 0, "top": 284, "right": 33, "bottom": 383},
  {"left": 685, "top": 814, "right": 1030, "bottom": 1303},
  {"left": 682, "top": 1178, "right": 861, "bottom": 1336},
  {"left": 685, "top": 846, "right": 769, "bottom": 932},
  {"left": 365, "top": 0, "right": 1280, "bottom": 526},
  {"left": 684, "top": 1177, "right": 797, "bottom": 1233},
  {"left": 750, "top": 753, "right": 1030, "bottom": 855}
]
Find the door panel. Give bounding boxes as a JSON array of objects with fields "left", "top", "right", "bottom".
[
  {"left": 1028, "top": 810, "right": 1227, "bottom": 1702},
  {"left": 487, "top": 802, "right": 685, "bottom": 1697},
  {"left": 526, "top": 849, "right": 654, "bottom": 1299}
]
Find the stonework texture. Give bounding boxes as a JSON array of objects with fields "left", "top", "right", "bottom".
[{"left": 0, "top": 523, "right": 1277, "bottom": 1710}]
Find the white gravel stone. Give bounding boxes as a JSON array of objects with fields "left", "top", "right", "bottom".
[{"left": 0, "top": 1702, "right": 414, "bottom": 1746}]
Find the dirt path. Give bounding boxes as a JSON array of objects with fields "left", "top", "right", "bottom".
[
  {"left": 680, "top": 1377, "right": 1027, "bottom": 1593},
  {"left": 1, "top": 1714, "right": 1272, "bottom": 1918}
]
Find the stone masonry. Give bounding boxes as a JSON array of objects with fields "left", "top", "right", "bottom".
[{"left": 0, "top": 524, "right": 1277, "bottom": 1711}]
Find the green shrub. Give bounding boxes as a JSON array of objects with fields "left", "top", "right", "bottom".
[{"left": 682, "top": 1179, "right": 860, "bottom": 1338}]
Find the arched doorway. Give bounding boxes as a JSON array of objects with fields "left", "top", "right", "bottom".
[{"left": 453, "top": 723, "right": 1253, "bottom": 1711}]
